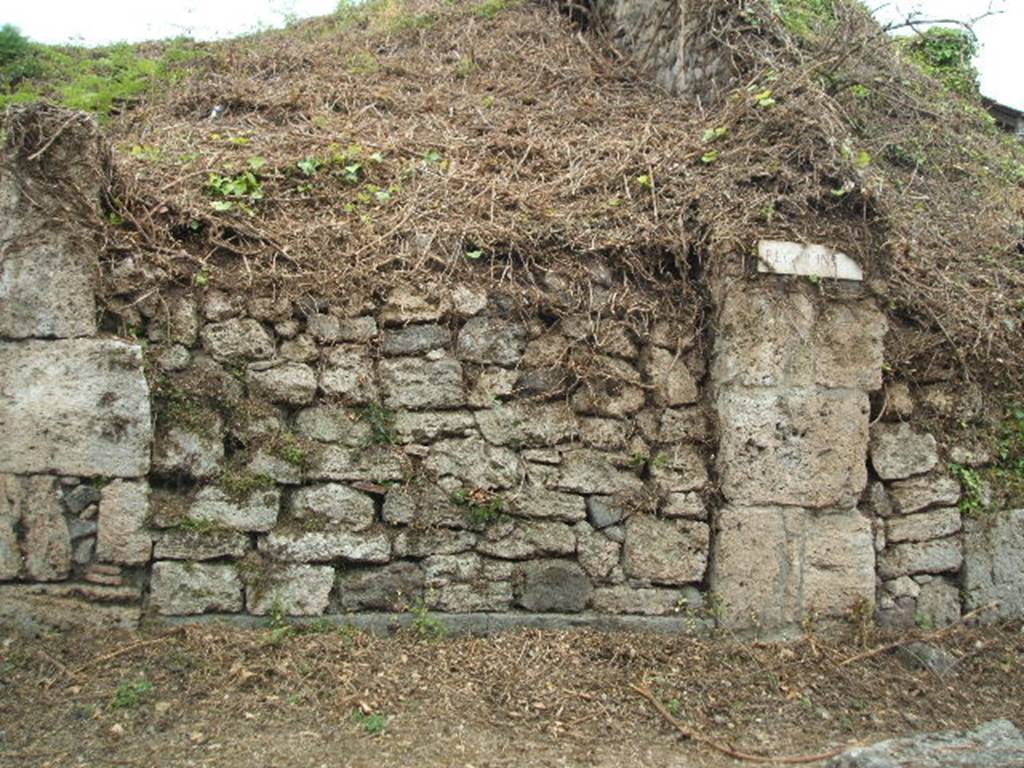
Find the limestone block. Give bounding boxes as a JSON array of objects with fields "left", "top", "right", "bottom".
[
  {"left": 432, "top": 581, "right": 512, "bottom": 612},
  {"left": 716, "top": 387, "right": 869, "bottom": 509},
  {"left": 570, "top": 356, "right": 646, "bottom": 418},
  {"left": 650, "top": 445, "right": 708, "bottom": 493},
  {"left": 288, "top": 484, "right": 375, "bottom": 531},
  {"left": 476, "top": 402, "right": 578, "bottom": 448},
  {"left": 623, "top": 515, "right": 708, "bottom": 585},
  {"left": 476, "top": 521, "right": 575, "bottom": 560},
  {"left": 963, "top": 509, "right": 1024, "bottom": 620},
  {"left": 247, "top": 295, "right": 292, "bottom": 323},
  {"left": 381, "top": 324, "right": 451, "bottom": 356},
  {"left": 337, "top": 561, "right": 424, "bottom": 611},
  {"left": 188, "top": 486, "right": 280, "bottom": 532},
  {"left": 319, "top": 346, "right": 378, "bottom": 403},
  {"left": 515, "top": 559, "right": 592, "bottom": 613},
  {"left": 640, "top": 347, "right": 699, "bottom": 406},
  {"left": 662, "top": 492, "right": 706, "bottom": 520},
  {"left": 295, "top": 405, "right": 371, "bottom": 445},
  {"left": 424, "top": 437, "right": 521, "bottom": 490},
  {"left": 0, "top": 165, "right": 96, "bottom": 338},
  {"left": 96, "top": 480, "right": 152, "bottom": 565},
  {"left": 153, "top": 529, "right": 248, "bottom": 560},
  {"left": 259, "top": 529, "right": 390, "bottom": 563},
  {"left": 592, "top": 585, "right": 701, "bottom": 616},
  {"left": 149, "top": 561, "right": 243, "bottom": 615},
  {"left": 0, "top": 583, "right": 140, "bottom": 632},
  {"left": 578, "top": 417, "right": 628, "bottom": 451},
  {"left": 0, "top": 339, "right": 151, "bottom": 477},
  {"left": 451, "top": 286, "right": 487, "bottom": 317},
  {"left": 307, "top": 445, "right": 404, "bottom": 483},
  {"left": 575, "top": 522, "right": 620, "bottom": 580},
  {"left": 246, "top": 362, "right": 317, "bottom": 406},
  {"left": 869, "top": 422, "right": 938, "bottom": 480},
  {"left": 586, "top": 495, "right": 628, "bottom": 529},
  {"left": 2, "top": 475, "right": 70, "bottom": 581},
  {"left": 658, "top": 407, "right": 709, "bottom": 443},
  {"left": 147, "top": 296, "right": 199, "bottom": 347},
  {"left": 244, "top": 450, "right": 302, "bottom": 485},
  {"left": 886, "top": 508, "right": 961, "bottom": 544},
  {"left": 877, "top": 538, "right": 962, "bottom": 579},
  {"left": 392, "top": 411, "right": 476, "bottom": 444},
  {"left": 915, "top": 577, "right": 961, "bottom": 627},
  {"left": 379, "top": 286, "right": 450, "bottom": 325},
  {"left": 455, "top": 317, "right": 526, "bottom": 366},
  {"left": 710, "top": 506, "right": 875, "bottom": 630},
  {"left": 393, "top": 528, "right": 477, "bottom": 558},
  {"left": 279, "top": 334, "right": 319, "bottom": 363},
  {"left": 712, "top": 288, "right": 884, "bottom": 390},
  {"left": 553, "top": 450, "right": 644, "bottom": 495},
  {"left": 152, "top": 420, "right": 224, "bottom": 480},
  {"left": 467, "top": 366, "right": 518, "bottom": 407},
  {"left": 200, "top": 318, "right": 275, "bottom": 362},
  {"left": 509, "top": 486, "right": 587, "bottom": 523},
  {"left": 379, "top": 357, "right": 464, "bottom": 409},
  {"left": 888, "top": 474, "right": 961, "bottom": 514},
  {"left": 246, "top": 564, "right": 334, "bottom": 616}
]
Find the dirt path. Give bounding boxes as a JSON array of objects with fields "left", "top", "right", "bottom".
[{"left": 1, "top": 621, "right": 1021, "bottom": 767}]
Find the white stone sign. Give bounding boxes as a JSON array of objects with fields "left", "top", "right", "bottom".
[{"left": 756, "top": 240, "right": 863, "bottom": 281}]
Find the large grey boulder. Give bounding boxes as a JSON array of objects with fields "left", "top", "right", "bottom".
[
  {"left": 455, "top": 317, "right": 526, "bottom": 366},
  {"left": 246, "top": 564, "right": 334, "bottom": 616},
  {"left": 963, "top": 509, "right": 1024, "bottom": 620},
  {"left": 828, "top": 719, "right": 1024, "bottom": 768},
  {"left": 200, "top": 318, "right": 275, "bottom": 362},
  {"left": 259, "top": 529, "right": 390, "bottom": 563},
  {"left": 0, "top": 339, "right": 151, "bottom": 477},
  {"left": 288, "top": 484, "right": 375, "bottom": 531},
  {"left": 337, "top": 561, "right": 424, "bottom": 611},
  {"left": 379, "top": 357, "right": 464, "bottom": 410},
  {"left": 623, "top": 515, "right": 708, "bottom": 585},
  {"left": 869, "top": 422, "right": 938, "bottom": 480}
]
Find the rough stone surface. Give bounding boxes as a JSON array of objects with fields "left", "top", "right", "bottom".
[
  {"left": 154, "top": 529, "right": 249, "bottom": 560},
  {"left": 247, "top": 564, "right": 334, "bottom": 616},
  {"left": 591, "top": 585, "right": 700, "bottom": 616},
  {"left": 188, "top": 487, "right": 280, "bottom": 532},
  {"left": 662, "top": 492, "right": 706, "bottom": 520},
  {"left": 432, "top": 581, "right": 512, "bottom": 612},
  {"left": 96, "top": 480, "right": 152, "bottom": 565},
  {"left": 716, "top": 387, "right": 869, "bottom": 508},
  {"left": 827, "top": 719, "right": 1024, "bottom": 768},
  {"left": 63, "top": 484, "right": 101, "bottom": 515},
  {"left": 150, "top": 561, "right": 244, "bottom": 615},
  {"left": 2, "top": 474, "right": 70, "bottom": 580},
  {"left": 200, "top": 318, "right": 275, "bottom": 362},
  {"left": 554, "top": 450, "right": 644, "bottom": 495},
  {"left": 570, "top": 356, "right": 646, "bottom": 418},
  {"left": 392, "top": 411, "right": 476, "bottom": 443},
  {"left": 713, "top": 287, "right": 884, "bottom": 390},
  {"left": 915, "top": 578, "right": 961, "bottom": 627},
  {"left": 288, "top": 484, "right": 375, "bottom": 531},
  {"left": 393, "top": 528, "right": 477, "bottom": 558},
  {"left": 0, "top": 583, "right": 140, "bottom": 632},
  {"left": 456, "top": 317, "right": 526, "bottom": 366},
  {"left": 259, "top": 529, "right": 390, "bottom": 563},
  {"left": 575, "top": 522, "right": 620, "bottom": 580},
  {"left": 877, "top": 538, "right": 963, "bottom": 579},
  {"left": 515, "top": 559, "right": 592, "bottom": 612},
  {"left": 0, "top": 340, "right": 151, "bottom": 477},
  {"left": 888, "top": 474, "right": 961, "bottom": 515},
  {"left": 963, "top": 509, "right": 1024, "bottom": 620},
  {"left": 711, "top": 506, "right": 875, "bottom": 629},
  {"left": 870, "top": 422, "right": 938, "bottom": 480},
  {"left": 295, "top": 406, "right": 371, "bottom": 445},
  {"left": 307, "top": 445, "right": 404, "bottom": 483},
  {"left": 476, "top": 403, "right": 577, "bottom": 447},
  {"left": 379, "top": 287, "right": 450, "bottom": 325},
  {"left": 587, "top": 495, "right": 627, "bottom": 529},
  {"left": 381, "top": 324, "right": 451, "bottom": 356},
  {"left": 623, "top": 515, "right": 708, "bottom": 585},
  {"left": 152, "top": 422, "right": 224, "bottom": 480},
  {"left": 337, "top": 561, "right": 424, "bottom": 611},
  {"left": 476, "top": 521, "right": 575, "bottom": 560},
  {"left": 510, "top": 486, "right": 587, "bottom": 523},
  {"left": 650, "top": 445, "right": 709, "bottom": 493},
  {"left": 886, "top": 508, "right": 961, "bottom": 544},
  {"left": 641, "top": 347, "right": 699, "bottom": 406},
  {"left": 246, "top": 362, "right": 317, "bottom": 406},
  {"left": 379, "top": 357, "right": 464, "bottom": 409},
  {"left": 319, "top": 346, "right": 378, "bottom": 403},
  {"left": 425, "top": 438, "right": 521, "bottom": 490}
]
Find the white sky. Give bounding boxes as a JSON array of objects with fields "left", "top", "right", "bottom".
[{"left": 2, "top": 0, "right": 1022, "bottom": 109}]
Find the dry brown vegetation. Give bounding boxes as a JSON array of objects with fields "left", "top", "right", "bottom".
[{"left": 3, "top": 0, "right": 1022, "bottom": 392}]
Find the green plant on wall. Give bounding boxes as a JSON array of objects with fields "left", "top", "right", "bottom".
[{"left": 898, "top": 27, "right": 979, "bottom": 97}]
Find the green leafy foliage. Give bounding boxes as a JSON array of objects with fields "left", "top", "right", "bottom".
[
  {"left": 111, "top": 678, "right": 154, "bottom": 709},
  {"left": 771, "top": 0, "right": 836, "bottom": 40},
  {"left": 898, "top": 27, "right": 979, "bottom": 97},
  {"left": 451, "top": 487, "right": 505, "bottom": 526},
  {"left": 0, "top": 24, "right": 41, "bottom": 87},
  {"left": 351, "top": 709, "right": 388, "bottom": 735},
  {"left": 206, "top": 169, "right": 264, "bottom": 214}
]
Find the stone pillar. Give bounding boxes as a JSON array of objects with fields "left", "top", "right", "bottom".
[
  {"left": 708, "top": 277, "right": 886, "bottom": 631},
  {"left": 0, "top": 107, "right": 151, "bottom": 631}
]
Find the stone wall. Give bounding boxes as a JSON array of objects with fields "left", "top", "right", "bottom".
[{"left": 2, "top": 115, "right": 1022, "bottom": 635}]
